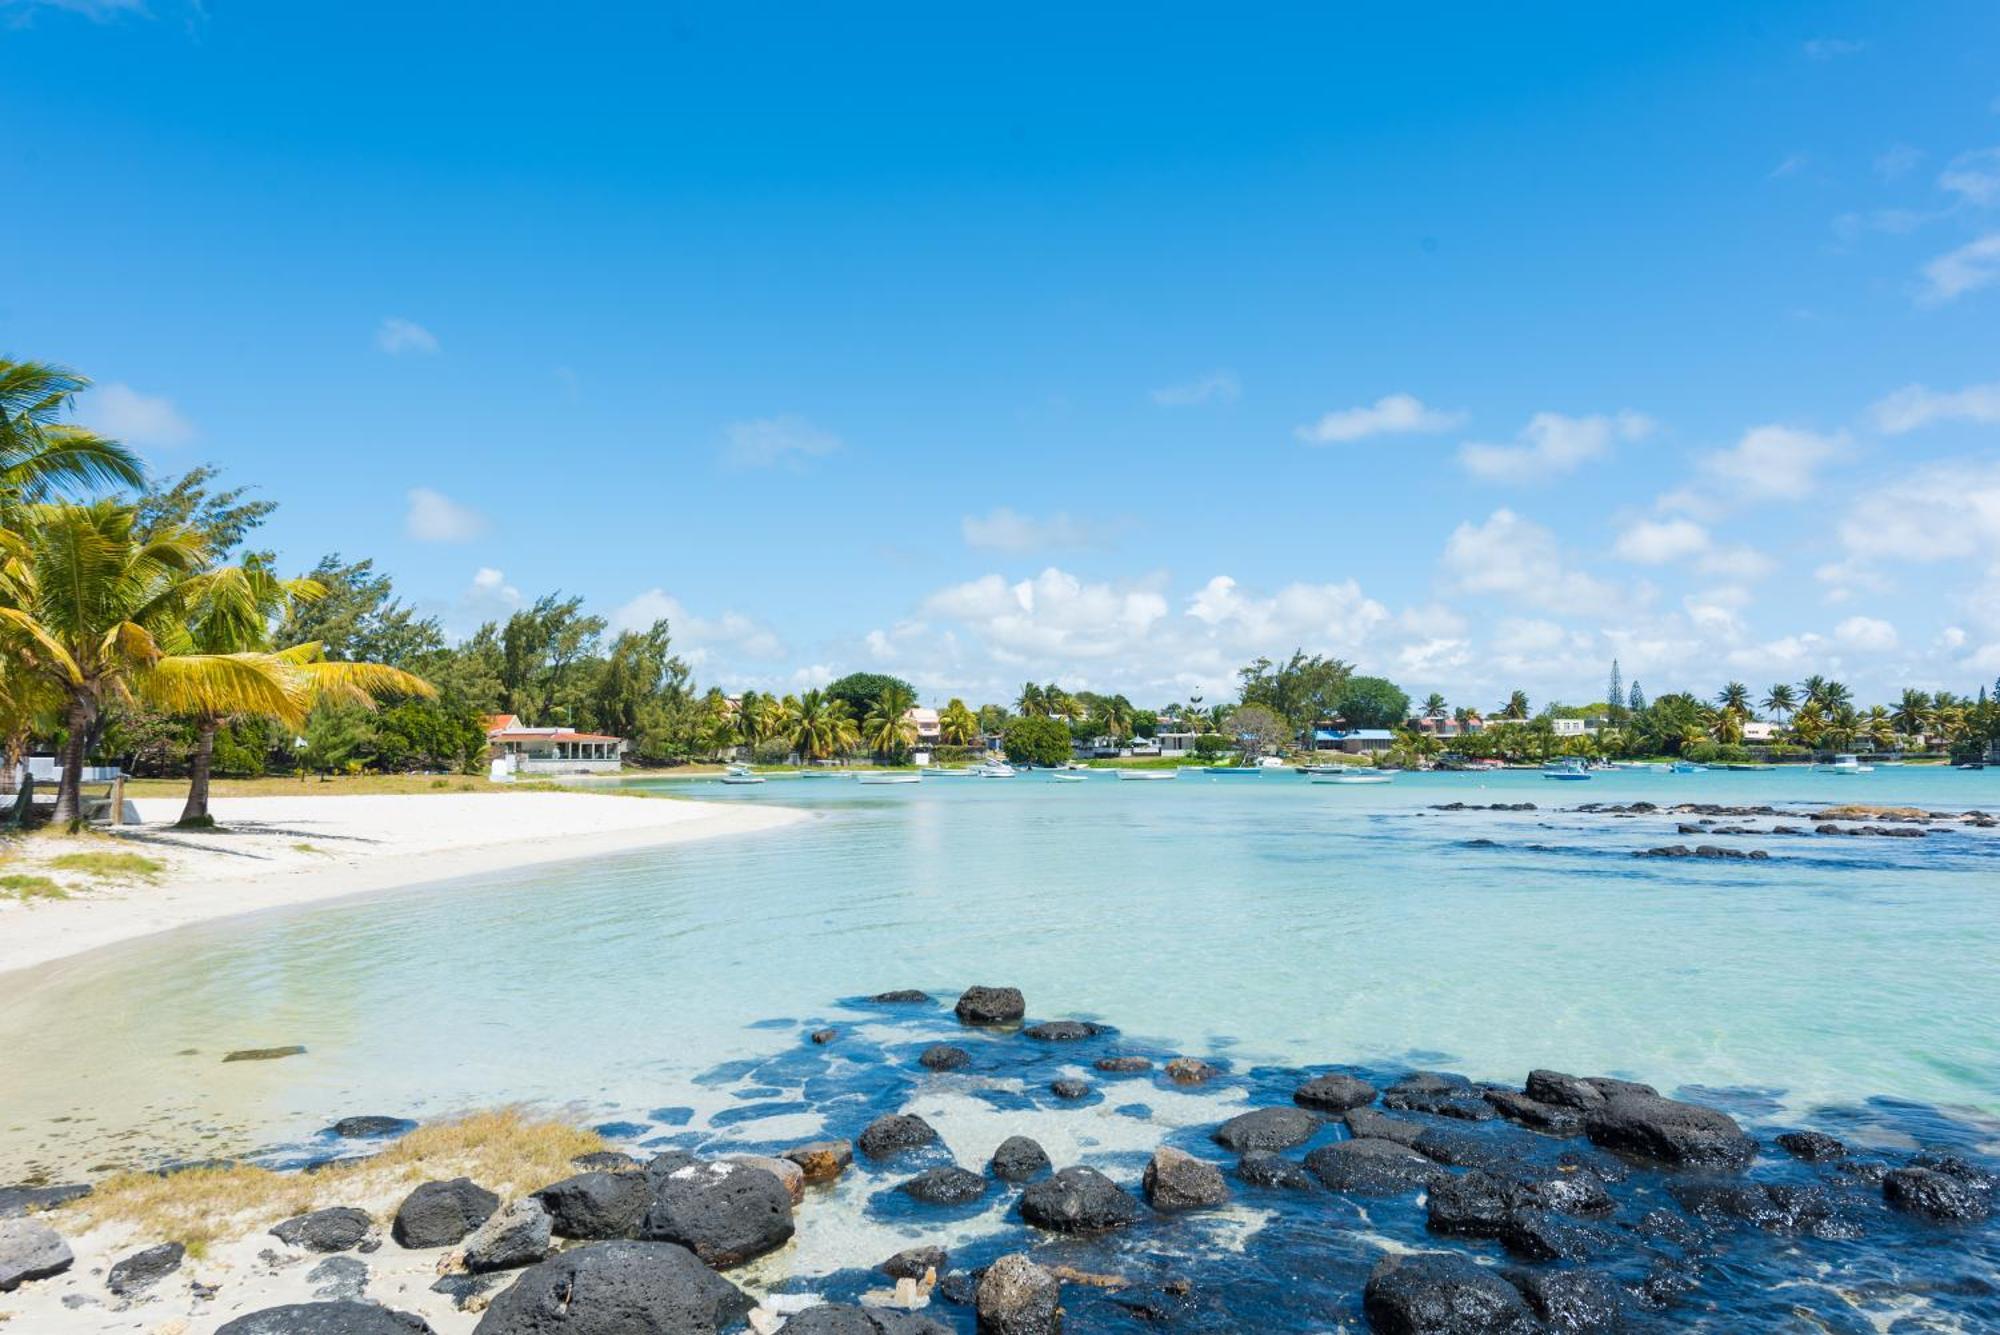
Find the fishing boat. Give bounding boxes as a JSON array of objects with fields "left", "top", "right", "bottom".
[
  {"left": 856, "top": 772, "right": 921, "bottom": 785},
  {"left": 719, "top": 764, "right": 765, "bottom": 786},
  {"left": 1051, "top": 772, "right": 1088, "bottom": 783},
  {"left": 1669, "top": 761, "right": 1706, "bottom": 774},
  {"left": 1116, "top": 769, "right": 1178, "bottom": 781},
  {"left": 972, "top": 761, "right": 1017, "bottom": 778},
  {"left": 1817, "top": 753, "right": 1874, "bottom": 775},
  {"left": 1202, "top": 765, "right": 1263, "bottom": 775},
  {"left": 1312, "top": 770, "right": 1391, "bottom": 785},
  {"left": 1542, "top": 758, "right": 1592, "bottom": 781}
]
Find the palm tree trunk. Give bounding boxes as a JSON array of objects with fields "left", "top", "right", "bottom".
[
  {"left": 52, "top": 697, "right": 95, "bottom": 831},
  {"left": 178, "top": 717, "right": 221, "bottom": 827}
]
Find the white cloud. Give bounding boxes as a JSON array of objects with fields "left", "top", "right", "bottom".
[
  {"left": 1458, "top": 410, "right": 1653, "bottom": 483},
  {"left": 1803, "top": 37, "right": 1864, "bottom": 60},
  {"left": 1874, "top": 144, "right": 1924, "bottom": 182},
  {"left": 1697, "top": 544, "right": 1777, "bottom": 580},
  {"left": 961, "top": 507, "right": 1095, "bottom": 553},
  {"left": 404, "top": 487, "right": 486, "bottom": 542},
  {"left": 3, "top": 0, "right": 150, "bottom": 19},
  {"left": 1185, "top": 575, "right": 1391, "bottom": 647},
  {"left": 1919, "top": 233, "right": 2000, "bottom": 304},
  {"left": 1834, "top": 615, "right": 1900, "bottom": 651},
  {"left": 1871, "top": 379, "right": 2000, "bottom": 433},
  {"left": 1441, "top": 509, "right": 1624, "bottom": 615},
  {"left": 375, "top": 317, "right": 439, "bottom": 356},
  {"left": 1295, "top": 393, "right": 1465, "bottom": 445},
  {"left": 86, "top": 383, "right": 194, "bottom": 447},
  {"left": 1837, "top": 459, "right": 2000, "bottom": 562},
  {"left": 721, "top": 414, "right": 842, "bottom": 470},
  {"left": 1614, "top": 517, "right": 1709, "bottom": 565},
  {"left": 1940, "top": 148, "right": 2000, "bottom": 207},
  {"left": 922, "top": 568, "right": 1170, "bottom": 663},
  {"left": 612, "top": 589, "right": 785, "bottom": 661},
  {"left": 1814, "top": 558, "right": 1893, "bottom": 605},
  {"left": 1151, "top": 370, "right": 1240, "bottom": 406},
  {"left": 465, "top": 566, "right": 521, "bottom": 613},
  {"left": 1699, "top": 424, "right": 1841, "bottom": 500},
  {"left": 791, "top": 664, "right": 835, "bottom": 689}
]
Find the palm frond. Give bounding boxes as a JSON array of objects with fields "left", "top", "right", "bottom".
[{"left": 138, "top": 653, "right": 308, "bottom": 726}]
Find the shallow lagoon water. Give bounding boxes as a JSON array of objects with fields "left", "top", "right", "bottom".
[{"left": 3, "top": 766, "right": 1997, "bottom": 1179}]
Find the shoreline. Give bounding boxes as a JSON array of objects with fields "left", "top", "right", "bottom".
[{"left": 0, "top": 790, "right": 810, "bottom": 980}]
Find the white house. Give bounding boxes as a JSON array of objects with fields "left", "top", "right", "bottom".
[
  {"left": 1741, "top": 721, "right": 1780, "bottom": 742},
  {"left": 902, "top": 707, "right": 942, "bottom": 748},
  {"left": 486, "top": 714, "right": 626, "bottom": 776}
]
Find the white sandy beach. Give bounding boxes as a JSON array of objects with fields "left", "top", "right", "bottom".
[{"left": 0, "top": 790, "right": 808, "bottom": 978}]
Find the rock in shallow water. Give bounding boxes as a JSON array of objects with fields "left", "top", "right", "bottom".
[
  {"left": 881, "top": 1244, "right": 947, "bottom": 1279},
  {"left": 393, "top": 1178, "right": 500, "bottom": 1249},
  {"left": 1049, "top": 1078, "right": 1092, "bottom": 1100},
  {"left": 1363, "top": 1253, "right": 1537, "bottom": 1334},
  {"left": 1509, "top": 1267, "right": 1626, "bottom": 1332},
  {"left": 1143, "top": 1147, "right": 1229, "bottom": 1211},
  {"left": 858, "top": 1114, "right": 940, "bottom": 1160},
  {"left": 783, "top": 1139, "right": 854, "bottom": 1183},
  {"left": 920, "top": 1044, "right": 971, "bottom": 1071},
  {"left": 638, "top": 1159, "right": 794, "bottom": 1267},
  {"left": 1293, "top": 1072, "right": 1378, "bottom": 1112},
  {"left": 898, "top": 1166, "right": 987, "bottom": 1206},
  {"left": 1024, "top": 1020, "right": 1101, "bottom": 1041},
  {"left": 1235, "top": 1151, "right": 1315, "bottom": 1190},
  {"left": 976, "top": 1253, "right": 1061, "bottom": 1335},
  {"left": 1776, "top": 1130, "right": 1847, "bottom": 1162},
  {"left": 991, "top": 1135, "right": 1052, "bottom": 1183},
  {"left": 326, "top": 1115, "right": 416, "bottom": 1139},
  {"left": 1883, "top": 1166, "right": 1991, "bottom": 1223},
  {"left": 1303, "top": 1138, "right": 1440, "bottom": 1194},
  {"left": 272, "top": 1206, "right": 373, "bottom": 1253},
  {"left": 463, "top": 1197, "right": 552, "bottom": 1272},
  {"left": 106, "top": 1240, "right": 184, "bottom": 1296},
  {"left": 1018, "top": 1166, "right": 1142, "bottom": 1232},
  {"left": 217, "top": 1302, "right": 435, "bottom": 1333},
  {"left": 1583, "top": 1091, "right": 1755, "bottom": 1168},
  {"left": 470, "top": 1240, "right": 751, "bottom": 1335},
  {"left": 1212, "top": 1106, "right": 1322, "bottom": 1152},
  {"left": 0, "top": 1217, "right": 73, "bottom": 1292},
  {"left": 955, "top": 985, "right": 1025, "bottom": 1026},
  {"left": 783, "top": 1304, "right": 951, "bottom": 1334}
]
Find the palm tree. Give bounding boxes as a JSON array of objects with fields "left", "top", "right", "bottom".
[
  {"left": 939, "top": 698, "right": 978, "bottom": 746},
  {"left": 1015, "top": 682, "right": 1047, "bottom": 717},
  {"left": 791, "top": 689, "right": 859, "bottom": 763},
  {"left": 1864, "top": 705, "right": 1895, "bottom": 751},
  {"left": 0, "top": 503, "right": 301, "bottom": 827},
  {"left": 1762, "top": 683, "right": 1797, "bottom": 722},
  {"left": 1821, "top": 680, "right": 1854, "bottom": 713},
  {"left": 1422, "top": 692, "right": 1448, "bottom": 721},
  {"left": 863, "top": 682, "right": 918, "bottom": 761},
  {"left": 174, "top": 559, "right": 435, "bottom": 826},
  {"left": 1099, "top": 695, "right": 1135, "bottom": 741},
  {"left": 0, "top": 361, "right": 146, "bottom": 520},
  {"left": 1893, "top": 689, "right": 1930, "bottom": 740},
  {"left": 1500, "top": 690, "right": 1530, "bottom": 721},
  {"left": 1716, "top": 682, "right": 1751, "bottom": 716}
]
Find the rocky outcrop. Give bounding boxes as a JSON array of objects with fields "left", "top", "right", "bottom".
[
  {"left": 1293, "top": 1072, "right": 1377, "bottom": 1112},
  {"left": 782, "top": 1305, "right": 950, "bottom": 1334},
  {"left": 107, "top": 1241, "right": 184, "bottom": 1296},
  {"left": 1777, "top": 1130, "right": 1847, "bottom": 1162},
  {"left": 1049, "top": 1078, "right": 1092, "bottom": 1100},
  {"left": 1142, "top": 1147, "right": 1228, "bottom": 1210},
  {"left": 1583, "top": 1091, "right": 1755, "bottom": 1167},
  {"left": 1018, "top": 1166, "right": 1142, "bottom": 1232},
  {"left": 0, "top": 1183, "right": 89, "bottom": 1219},
  {"left": 637, "top": 1158, "right": 795, "bottom": 1267},
  {"left": 783, "top": 1139, "right": 854, "bottom": 1182},
  {"left": 470, "top": 1240, "right": 752, "bottom": 1335},
  {"left": 272, "top": 1206, "right": 373, "bottom": 1253},
  {"left": 463, "top": 1198, "right": 552, "bottom": 1272},
  {"left": 881, "top": 1244, "right": 947, "bottom": 1279},
  {"left": 0, "top": 1217, "right": 73, "bottom": 1292},
  {"left": 325, "top": 1115, "right": 416, "bottom": 1139},
  {"left": 1884, "top": 1166, "right": 1991, "bottom": 1223},
  {"left": 393, "top": 1178, "right": 500, "bottom": 1249},
  {"left": 1164, "top": 1057, "right": 1217, "bottom": 1085},
  {"left": 1212, "top": 1106, "right": 1321, "bottom": 1152},
  {"left": 897, "top": 1166, "right": 987, "bottom": 1206},
  {"left": 858, "top": 1113, "right": 940, "bottom": 1160},
  {"left": 1362, "top": 1253, "right": 1537, "bottom": 1334},
  {"left": 920, "top": 1044, "right": 971, "bottom": 1071},
  {"left": 1303, "top": 1138, "right": 1439, "bottom": 1194},
  {"left": 1380, "top": 1072, "right": 1494, "bottom": 1121},
  {"left": 991, "top": 1135, "right": 1052, "bottom": 1183},
  {"left": 532, "top": 1171, "right": 649, "bottom": 1239},
  {"left": 955, "top": 985, "right": 1026, "bottom": 1026},
  {"left": 217, "top": 1303, "right": 433, "bottom": 1333},
  {"left": 1024, "top": 1020, "right": 1101, "bottom": 1041},
  {"left": 1095, "top": 1055, "right": 1152, "bottom": 1073},
  {"left": 1236, "top": 1151, "right": 1315, "bottom": 1190},
  {"left": 976, "top": 1253, "right": 1061, "bottom": 1335}
]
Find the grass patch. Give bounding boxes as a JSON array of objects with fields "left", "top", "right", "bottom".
[
  {"left": 59, "top": 1110, "right": 603, "bottom": 1255},
  {"left": 47, "top": 851, "right": 166, "bottom": 881},
  {"left": 291, "top": 842, "right": 327, "bottom": 855},
  {"left": 0, "top": 873, "right": 67, "bottom": 901}
]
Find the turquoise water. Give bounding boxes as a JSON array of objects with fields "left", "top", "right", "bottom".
[{"left": 2, "top": 767, "right": 1998, "bottom": 1180}]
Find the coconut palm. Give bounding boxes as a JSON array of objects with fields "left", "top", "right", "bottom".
[
  {"left": 1500, "top": 690, "right": 1530, "bottom": 721},
  {"left": 0, "top": 503, "right": 302, "bottom": 827},
  {"left": 734, "top": 689, "right": 766, "bottom": 753},
  {"left": 0, "top": 361, "right": 146, "bottom": 520},
  {"left": 1863, "top": 706, "right": 1895, "bottom": 751},
  {"left": 1422, "top": 692, "right": 1448, "bottom": 721},
  {"left": 1893, "top": 689, "right": 1930, "bottom": 740},
  {"left": 1099, "top": 695, "right": 1135, "bottom": 741},
  {"left": 1015, "top": 682, "right": 1047, "bottom": 717},
  {"left": 174, "top": 559, "right": 435, "bottom": 826},
  {"left": 939, "top": 698, "right": 978, "bottom": 746},
  {"left": 791, "top": 689, "right": 859, "bottom": 762},
  {"left": 863, "top": 682, "right": 918, "bottom": 761},
  {"left": 1716, "top": 682, "right": 1751, "bottom": 716},
  {"left": 1762, "top": 683, "right": 1797, "bottom": 721}
]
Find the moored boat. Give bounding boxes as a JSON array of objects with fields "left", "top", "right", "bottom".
[
  {"left": 719, "top": 764, "right": 765, "bottom": 786},
  {"left": 1116, "top": 768, "right": 1178, "bottom": 781},
  {"left": 1816, "top": 753, "right": 1874, "bottom": 774},
  {"left": 857, "top": 772, "right": 921, "bottom": 785},
  {"left": 1312, "top": 771, "right": 1391, "bottom": 785},
  {"left": 1542, "top": 758, "right": 1592, "bottom": 781},
  {"left": 972, "top": 761, "right": 1017, "bottom": 778}
]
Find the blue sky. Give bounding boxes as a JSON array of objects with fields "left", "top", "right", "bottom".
[{"left": 5, "top": 1, "right": 2000, "bottom": 711}]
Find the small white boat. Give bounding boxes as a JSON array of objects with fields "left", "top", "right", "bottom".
[
  {"left": 1116, "top": 769, "right": 1178, "bottom": 781},
  {"left": 856, "top": 772, "right": 921, "bottom": 785},
  {"left": 719, "top": 765, "right": 765, "bottom": 786},
  {"left": 1817, "top": 754, "right": 1874, "bottom": 775},
  {"left": 1669, "top": 761, "right": 1706, "bottom": 774},
  {"left": 972, "top": 762, "right": 1017, "bottom": 778},
  {"left": 926, "top": 767, "right": 978, "bottom": 778},
  {"left": 1542, "top": 759, "right": 1592, "bottom": 781},
  {"left": 1051, "top": 772, "right": 1087, "bottom": 783},
  {"left": 1312, "top": 771, "right": 1392, "bottom": 785}
]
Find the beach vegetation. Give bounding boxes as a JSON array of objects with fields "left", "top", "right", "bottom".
[
  {"left": 47, "top": 850, "right": 164, "bottom": 880},
  {"left": 1, "top": 872, "right": 67, "bottom": 900}
]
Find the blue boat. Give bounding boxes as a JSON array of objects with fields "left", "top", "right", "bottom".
[{"left": 1542, "top": 758, "right": 1592, "bottom": 781}]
